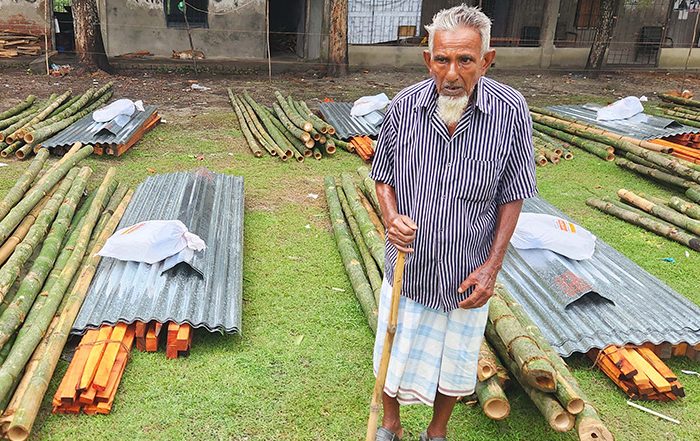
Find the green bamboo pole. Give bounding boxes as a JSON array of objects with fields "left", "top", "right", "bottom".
[
  {"left": 300, "top": 100, "right": 336, "bottom": 135},
  {"left": 6, "top": 189, "right": 131, "bottom": 441},
  {"left": 297, "top": 99, "right": 331, "bottom": 134},
  {"left": 534, "top": 148, "right": 548, "bottom": 166},
  {"left": 312, "top": 146, "right": 322, "bottom": 159},
  {"left": 324, "top": 139, "right": 336, "bottom": 155},
  {"left": 0, "top": 168, "right": 80, "bottom": 305},
  {"left": 324, "top": 176, "right": 377, "bottom": 333},
  {"left": 6, "top": 92, "right": 71, "bottom": 143},
  {"left": 532, "top": 122, "right": 613, "bottom": 161},
  {"left": 244, "top": 93, "right": 295, "bottom": 160},
  {"left": 0, "top": 150, "right": 49, "bottom": 223},
  {"left": 0, "top": 97, "right": 35, "bottom": 121},
  {"left": 332, "top": 137, "right": 353, "bottom": 153},
  {"left": 0, "top": 169, "right": 117, "bottom": 405},
  {"left": 272, "top": 102, "right": 313, "bottom": 144},
  {"left": 240, "top": 93, "right": 288, "bottom": 159},
  {"left": 669, "top": 196, "right": 700, "bottom": 220},
  {"left": 0, "top": 167, "right": 91, "bottom": 349},
  {"left": 0, "top": 111, "right": 39, "bottom": 143},
  {"left": 291, "top": 98, "right": 321, "bottom": 140},
  {"left": 0, "top": 106, "right": 39, "bottom": 132},
  {"left": 259, "top": 104, "right": 305, "bottom": 161},
  {"left": 337, "top": 182, "right": 382, "bottom": 305},
  {"left": 687, "top": 186, "right": 700, "bottom": 204},
  {"left": 621, "top": 151, "right": 658, "bottom": 169},
  {"left": 635, "top": 192, "right": 670, "bottom": 207},
  {"left": 487, "top": 296, "right": 557, "bottom": 392},
  {"left": 659, "top": 93, "right": 700, "bottom": 108},
  {"left": 645, "top": 107, "right": 700, "bottom": 129},
  {"left": 87, "top": 184, "right": 127, "bottom": 253},
  {"left": 340, "top": 173, "right": 385, "bottom": 270},
  {"left": 45, "top": 94, "right": 81, "bottom": 119},
  {"left": 587, "top": 197, "right": 700, "bottom": 251},
  {"left": 615, "top": 158, "right": 693, "bottom": 189},
  {"left": 485, "top": 324, "right": 574, "bottom": 432},
  {"left": 618, "top": 189, "right": 700, "bottom": 236},
  {"left": 476, "top": 375, "right": 510, "bottom": 421},
  {"left": 274, "top": 91, "right": 313, "bottom": 132},
  {"left": 23, "top": 89, "right": 96, "bottom": 142},
  {"left": 600, "top": 196, "right": 678, "bottom": 230},
  {"left": 356, "top": 166, "right": 382, "bottom": 219},
  {"left": 0, "top": 141, "right": 24, "bottom": 158},
  {"left": 656, "top": 107, "right": 700, "bottom": 122},
  {"left": 227, "top": 88, "right": 263, "bottom": 158},
  {"left": 0, "top": 146, "right": 93, "bottom": 245},
  {"left": 234, "top": 95, "right": 276, "bottom": 156},
  {"left": 20, "top": 91, "right": 113, "bottom": 158},
  {"left": 496, "top": 288, "right": 613, "bottom": 440}
]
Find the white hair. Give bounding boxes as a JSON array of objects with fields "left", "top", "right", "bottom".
[{"left": 425, "top": 4, "right": 492, "bottom": 56}]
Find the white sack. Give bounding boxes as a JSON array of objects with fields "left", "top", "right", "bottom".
[
  {"left": 510, "top": 213, "right": 596, "bottom": 260},
  {"left": 351, "top": 93, "right": 390, "bottom": 117},
  {"left": 596, "top": 96, "right": 644, "bottom": 121}
]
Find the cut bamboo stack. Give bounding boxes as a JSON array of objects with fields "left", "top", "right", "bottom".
[
  {"left": 588, "top": 346, "right": 685, "bottom": 402},
  {"left": 228, "top": 88, "right": 345, "bottom": 162},
  {"left": 52, "top": 323, "right": 135, "bottom": 415}
]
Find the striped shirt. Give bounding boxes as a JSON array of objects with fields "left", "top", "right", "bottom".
[{"left": 370, "top": 76, "right": 538, "bottom": 312}]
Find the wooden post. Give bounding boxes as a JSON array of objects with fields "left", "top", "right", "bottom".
[
  {"left": 73, "top": 0, "right": 110, "bottom": 72},
  {"left": 328, "top": 0, "right": 348, "bottom": 76}
]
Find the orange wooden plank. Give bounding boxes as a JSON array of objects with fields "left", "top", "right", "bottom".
[
  {"left": 623, "top": 348, "right": 672, "bottom": 393},
  {"left": 637, "top": 347, "right": 678, "bottom": 382},
  {"left": 78, "top": 386, "right": 97, "bottom": 405},
  {"left": 54, "top": 329, "right": 99, "bottom": 404},
  {"left": 96, "top": 326, "right": 135, "bottom": 403},
  {"left": 176, "top": 324, "right": 190, "bottom": 352},
  {"left": 603, "top": 346, "right": 637, "bottom": 379},
  {"left": 145, "top": 322, "right": 159, "bottom": 352},
  {"left": 79, "top": 325, "right": 112, "bottom": 391},
  {"left": 135, "top": 321, "right": 147, "bottom": 352},
  {"left": 92, "top": 323, "right": 128, "bottom": 391},
  {"left": 672, "top": 343, "right": 688, "bottom": 357}
]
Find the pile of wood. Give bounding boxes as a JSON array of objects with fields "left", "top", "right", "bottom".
[
  {"left": 52, "top": 323, "right": 135, "bottom": 415},
  {"left": 324, "top": 168, "right": 613, "bottom": 441},
  {"left": 532, "top": 129, "right": 574, "bottom": 166},
  {"left": 135, "top": 321, "right": 192, "bottom": 359},
  {"left": 587, "top": 189, "right": 700, "bottom": 252},
  {"left": 0, "top": 33, "right": 41, "bottom": 58},
  {"left": 588, "top": 346, "right": 685, "bottom": 402},
  {"left": 0, "top": 144, "right": 131, "bottom": 440},
  {"left": 349, "top": 136, "right": 376, "bottom": 161},
  {"left": 0, "top": 84, "right": 114, "bottom": 160},
  {"left": 228, "top": 89, "right": 350, "bottom": 162}
]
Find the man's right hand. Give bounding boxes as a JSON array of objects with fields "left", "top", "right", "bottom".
[{"left": 387, "top": 215, "right": 418, "bottom": 253}]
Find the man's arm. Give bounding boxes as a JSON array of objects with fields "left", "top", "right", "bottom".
[
  {"left": 457, "top": 199, "right": 523, "bottom": 309},
  {"left": 376, "top": 182, "right": 417, "bottom": 254}
]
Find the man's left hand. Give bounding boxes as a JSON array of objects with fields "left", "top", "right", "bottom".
[{"left": 457, "top": 263, "right": 500, "bottom": 309}]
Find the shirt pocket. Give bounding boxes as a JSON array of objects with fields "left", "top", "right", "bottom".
[{"left": 453, "top": 159, "right": 501, "bottom": 201}]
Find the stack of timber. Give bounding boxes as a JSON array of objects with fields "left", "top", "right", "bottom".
[
  {"left": 587, "top": 346, "right": 685, "bottom": 402},
  {"left": 349, "top": 136, "right": 376, "bottom": 161},
  {"left": 532, "top": 129, "right": 574, "bottom": 166},
  {"left": 0, "top": 33, "right": 41, "bottom": 58},
  {"left": 587, "top": 189, "right": 700, "bottom": 252},
  {"left": 0, "top": 144, "right": 132, "bottom": 440},
  {"left": 0, "top": 83, "right": 114, "bottom": 160},
  {"left": 324, "top": 168, "right": 613, "bottom": 440},
  {"left": 52, "top": 323, "right": 135, "bottom": 415},
  {"left": 228, "top": 89, "right": 349, "bottom": 162},
  {"left": 135, "top": 321, "right": 192, "bottom": 359}
]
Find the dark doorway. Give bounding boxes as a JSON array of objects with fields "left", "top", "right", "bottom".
[{"left": 269, "top": 0, "right": 306, "bottom": 57}]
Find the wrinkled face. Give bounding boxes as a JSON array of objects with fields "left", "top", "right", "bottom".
[{"left": 423, "top": 27, "right": 496, "bottom": 98}]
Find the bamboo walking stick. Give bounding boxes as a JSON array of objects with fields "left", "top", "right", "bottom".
[{"left": 366, "top": 251, "right": 406, "bottom": 441}]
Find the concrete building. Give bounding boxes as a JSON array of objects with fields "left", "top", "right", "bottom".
[{"left": 0, "top": 0, "right": 51, "bottom": 40}]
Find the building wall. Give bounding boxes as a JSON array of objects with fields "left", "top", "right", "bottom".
[
  {"left": 99, "top": 0, "right": 267, "bottom": 59},
  {"left": 0, "top": 0, "right": 50, "bottom": 37}
]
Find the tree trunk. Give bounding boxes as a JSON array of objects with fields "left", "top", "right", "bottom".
[
  {"left": 73, "top": 0, "right": 110, "bottom": 72},
  {"left": 328, "top": 0, "right": 348, "bottom": 77},
  {"left": 585, "top": 0, "right": 617, "bottom": 74}
]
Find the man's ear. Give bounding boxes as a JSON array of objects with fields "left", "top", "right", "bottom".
[
  {"left": 423, "top": 50, "right": 431, "bottom": 71},
  {"left": 481, "top": 49, "right": 496, "bottom": 74}
]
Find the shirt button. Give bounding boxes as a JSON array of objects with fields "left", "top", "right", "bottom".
[{"left": 446, "top": 162, "right": 451, "bottom": 168}]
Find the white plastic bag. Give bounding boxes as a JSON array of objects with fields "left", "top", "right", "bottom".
[
  {"left": 351, "top": 93, "right": 390, "bottom": 117},
  {"left": 510, "top": 213, "right": 596, "bottom": 260},
  {"left": 97, "top": 220, "right": 206, "bottom": 265},
  {"left": 92, "top": 98, "right": 136, "bottom": 123},
  {"left": 596, "top": 96, "right": 644, "bottom": 121}
]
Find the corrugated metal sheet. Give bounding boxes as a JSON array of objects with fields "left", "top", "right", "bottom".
[
  {"left": 546, "top": 104, "right": 700, "bottom": 140},
  {"left": 319, "top": 102, "right": 384, "bottom": 140},
  {"left": 42, "top": 105, "right": 158, "bottom": 150},
  {"left": 499, "top": 196, "right": 700, "bottom": 357},
  {"left": 349, "top": 0, "right": 422, "bottom": 44},
  {"left": 72, "top": 170, "right": 244, "bottom": 335}
]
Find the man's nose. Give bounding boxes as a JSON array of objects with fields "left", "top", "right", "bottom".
[{"left": 445, "top": 61, "right": 459, "bottom": 81}]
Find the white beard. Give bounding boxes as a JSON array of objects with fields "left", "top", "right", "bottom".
[{"left": 437, "top": 94, "right": 470, "bottom": 126}]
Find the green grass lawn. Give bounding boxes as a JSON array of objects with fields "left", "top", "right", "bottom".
[{"left": 1, "top": 105, "right": 698, "bottom": 441}]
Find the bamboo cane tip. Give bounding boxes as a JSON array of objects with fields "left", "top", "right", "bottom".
[
  {"left": 578, "top": 418, "right": 615, "bottom": 441},
  {"left": 484, "top": 399, "right": 510, "bottom": 420},
  {"left": 6, "top": 426, "right": 28, "bottom": 441},
  {"left": 567, "top": 398, "right": 585, "bottom": 415},
  {"left": 553, "top": 412, "right": 575, "bottom": 432}
]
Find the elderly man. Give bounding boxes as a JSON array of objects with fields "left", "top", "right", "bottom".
[{"left": 369, "top": 5, "right": 537, "bottom": 441}]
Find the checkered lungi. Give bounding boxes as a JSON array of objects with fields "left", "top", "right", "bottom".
[{"left": 373, "top": 278, "right": 489, "bottom": 406}]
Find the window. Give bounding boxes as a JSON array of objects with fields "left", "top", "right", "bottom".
[
  {"left": 575, "top": 0, "right": 601, "bottom": 29},
  {"left": 165, "top": 0, "right": 208, "bottom": 28}
]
